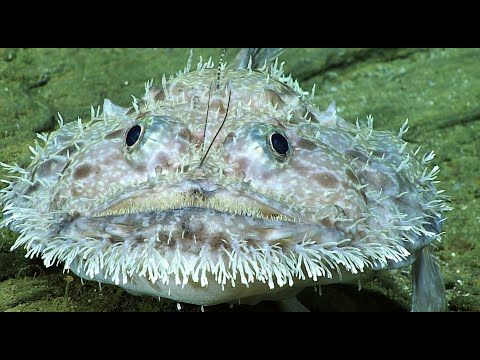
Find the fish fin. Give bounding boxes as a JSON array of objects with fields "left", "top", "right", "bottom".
[
  {"left": 230, "top": 48, "right": 285, "bottom": 69},
  {"left": 411, "top": 245, "right": 446, "bottom": 311}
]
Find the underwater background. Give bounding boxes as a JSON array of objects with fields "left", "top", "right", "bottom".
[{"left": 0, "top": 48, "right": 478, "bottom": 311}]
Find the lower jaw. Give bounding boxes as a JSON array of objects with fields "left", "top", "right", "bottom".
[
  {"left": 54, "top": 207, "right": 350, "bottom": 305},
  {"left": 59, "top": 207, "right": 329, "bottom": 247}
]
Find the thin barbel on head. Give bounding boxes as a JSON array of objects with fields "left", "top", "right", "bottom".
[
  {"left": 201, "top": 82, "right": 214, "bottom": 153},
  {"left": 199, "top": 89, "right": 232, "bottom": 168}
]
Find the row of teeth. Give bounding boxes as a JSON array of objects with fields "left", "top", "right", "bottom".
[{"left": 97, "top": 194, "right": 295, "bottom": 222}]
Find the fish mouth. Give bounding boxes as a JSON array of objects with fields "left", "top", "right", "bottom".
[
  {"left": 95, "top": 180, "right": 296, "bottom": 223},
  {"left": 65, "top": 181, "right": 313, "bottom": 249}
]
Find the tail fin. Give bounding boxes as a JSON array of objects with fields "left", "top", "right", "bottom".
[
  {"left": 230, "top": 48, "right": 285, "bottom": 69},
  {"left": 411, "top": 245, "right": 446, "bottom": 311}
]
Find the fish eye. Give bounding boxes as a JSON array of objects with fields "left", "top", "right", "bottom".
[
  {"left": 125, "top": 124, "right": 143, "bottom": 147},
  {"left": 268, "top": 132, "right": 290, "bottom": 158}
]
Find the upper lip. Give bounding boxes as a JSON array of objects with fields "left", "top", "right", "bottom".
[{"left": 95, "top": 179, "right": 296, "bottom": 223}]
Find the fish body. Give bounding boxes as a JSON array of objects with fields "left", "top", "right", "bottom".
[{"left": 0, "top": 49, "right": 449, "bottom": 310}]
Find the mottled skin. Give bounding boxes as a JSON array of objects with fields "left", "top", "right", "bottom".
[{"left": 0, "top": 53, "right": 449, "bottom": 310}]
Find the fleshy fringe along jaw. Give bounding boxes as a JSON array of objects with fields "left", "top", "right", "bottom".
[
  {"left": 0, "top": 49, "right": 451, "bottom": 307},
  {"left": 2, "top": 207, "right": 412, "bottom": 293}
]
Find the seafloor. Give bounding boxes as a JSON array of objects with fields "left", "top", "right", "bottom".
[{"left": 0, "top": 48, "right": 478, "bottom": 312}]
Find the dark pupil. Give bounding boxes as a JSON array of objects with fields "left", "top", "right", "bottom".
[
  {"left": 126, "top": 125, "right": 142, "bottom": 146},
  {"left": 270, "top": 133, "right": 289, "bottom": 155}
]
